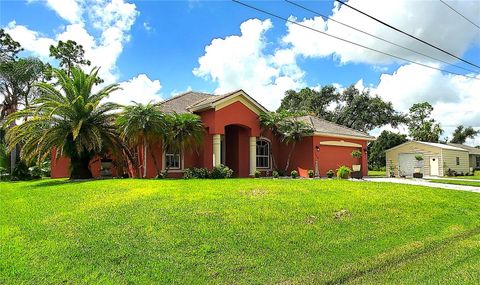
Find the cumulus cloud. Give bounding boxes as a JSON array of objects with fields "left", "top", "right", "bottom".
[
  {"left": 4, "top": 21, "right": 56, "bottom": 60},
  {"left": 107, "top": 74, "right": 163, "bottom": 105},
  {"left": 283, "top": 0, "right": 480, "bottom": 66},
  {"left": 193, "top": 18, "right": 305, "bottom": 110}
]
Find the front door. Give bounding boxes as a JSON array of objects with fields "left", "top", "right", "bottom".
[{"left": 430, "top": 157, "right": 439, "bottom": 176}]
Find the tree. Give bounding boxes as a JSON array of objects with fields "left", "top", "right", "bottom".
[
  {"left": 3, "top": 67, "right": 125, "bottom": 179},
  {"left": 278, "top": 118, "right": 314, "bottom": 173},
  {"left": 367, "top": 131, "right": 407, "bottom": 170},
  {"left": 162, "top": 113, "right": 204, "bottom": 175},
  {"left": 117, "top": 102, "right": 166, "bottom": 178},
  {"left": 450, "top": 125, "right": 479, "bottom": 144},
  {"left": 259, "top": 111, "right": 288, "bottom": 170},
  {"left": 278, "top": 85, "right": 405, "bottom": 132},
  {"left": 49, "top": 40, "right": 91, "bottom": 76},
  {"left": 0, "top": 29, "right": 22, "bottom": 62},
  {"left": 407, "top": 102, "right": 443, "bottom": 142}
]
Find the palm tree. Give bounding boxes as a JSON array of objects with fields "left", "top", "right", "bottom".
[
  {"left": 259, "top": 111, "right": 288, "bottom": 170},
  {"left": 3, "top": 67, "right": 125, "bottom": 179},
  {"left": 162, "top": 113, "right": 204, "bottom": 174},
  {"left": 278, "top": 118, "right": 314, "bottom": 173},
  {"left": 116, "top": 102, "right": 166, "bottom": 178}
]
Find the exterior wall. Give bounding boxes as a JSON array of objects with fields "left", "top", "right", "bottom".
[
  {"left": 441, "top": 149, "right": 469, "bottom": 175},
  {"left": 386, "top": 142, "right": 442, "bottom": 177},
  {"left": 468, "top": 154, "right": 480, "bottom": 169}
]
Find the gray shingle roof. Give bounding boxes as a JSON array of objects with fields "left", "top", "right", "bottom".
[
  {"left": 296, "top": 115, "right": 374, "bottom": 140},
  {"left": 448, "top": 143, "right": 480, "bottom": 155},
  {"left": 160, "top": 91, "right": 213, "bottom": 113}
]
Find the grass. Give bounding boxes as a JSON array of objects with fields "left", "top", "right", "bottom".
[
  {"left": 2, "top": 178, "right": 480, "bottom": 284},
  {"left": 368, "top": 170, "right": 386, "bottom": 177},
  {"left": 452, "top": 175, "right": 480, "bottom": 180},
  {"left": 429, "top": 179, "right": 480, "bottom": 187}
]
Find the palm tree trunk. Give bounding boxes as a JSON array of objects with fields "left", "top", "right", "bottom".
[
  {"left": 143, "top": 137, "right": 147, "bottom": 178},
  {"left": 70, "top": 154, "right": 93, "bottom": 179},
  {"left": 148, "top": 144, "right": 160, "bottom": 177},
  {"left": 284, "top": 142, "right": 296, "bottom": 174}
]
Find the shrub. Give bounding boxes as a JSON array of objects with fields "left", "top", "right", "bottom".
[
  {"left": 327, "top": 169, "right": 334, "bottom": 178},
  {"left": 254, "top": 170, "right": 261, "bottom": 178},
  {"left": 0, "top": 166, "right": 8, "bottom": 181},
  {"left": 29, "top": 161, "right": 51, "bottom": 179},
  {"left": 291, "top": 170, "right": 298, "bottom": 178},
  {"left": 11, "top": 161, "right": 32, "bottom": 181},
  {"left": 351, "top": 150, "right": 362, "bottom": 158},
  {"left": 307, "top": 169, "right": 314, "bottom": 178},
  {"left": 183, "top": 167, "right": 210, "bottom": 179},
  {"left": 336, "top": 166, "right": 351, "bottom": 179},
  {"left": 272, "top": 170, "right": 279, "bottom": 178},
  {"left": 210, "top": 164, "right": 233, "bottom": 179},
  {"left": 415, "top": 154, "right": 424, "bottom": 161}
]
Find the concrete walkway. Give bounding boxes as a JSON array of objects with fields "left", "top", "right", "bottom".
[
  {"left": 423, "top": 176, "right": 480, "bottom": 182},
  {"left": 363, "top": 177, "right": 480, "bottom": 194}
]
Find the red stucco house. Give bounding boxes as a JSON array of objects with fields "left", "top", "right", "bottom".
[{"left": 51, "top": 90, "right": 375, "bottom": 178}]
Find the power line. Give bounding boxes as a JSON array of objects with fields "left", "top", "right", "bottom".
[
  {"left": 439, "top": 0, "right": 480, "bottom": 30},
  {"left": 334, "top": 0, "right": 480, "bottom": 70},
  {"left": 285, "top": 0, "right": 478, "bottom": 74},
  {"left": 231, "top": 0, "right": 480, "bottom": 81}
]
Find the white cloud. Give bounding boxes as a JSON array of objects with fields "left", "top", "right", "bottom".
[
  {"left": 143, "top": 22, "right": 152, "bottom": 32},
  {"left": 193, "top": 18, "right": 305, "bottom": 110},
  {"left": 283, "top": 0, "right": 480, "bottom": 66},
  {"left": 107, "top": 74, "right": 163, "bottom": 105},
  {"left": 45, "top": 0, "right": 82, "bottom": 23},
  {"left": 4, "top": 21, "right": 56, "bottom": 60}
]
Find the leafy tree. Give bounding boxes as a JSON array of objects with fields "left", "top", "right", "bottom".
[
  {"left": 0, "top": 29, "right": 22, "bottom": 62},
  {"left": 407, "top": 102, "right": 443, "bottom": 142},
  {"left": 367, "top": 131, "right": 408, "bottom": 170},
  {"left": 278, "top": 85, "right": 404, "bottom": 132},
  {"left": 117, "top": 102, "right": 166, "bottom": 177},
  {"left": 49, "top": 40, "right": 91, "bottom": 75},
  {"left": 278, "top": 118, "right": 314, "bottom": 173},
  {"left": 450, "top": 125, "right": 479, "bottom": 144},
  {"left": 259, "top": 111, "right": 288, "bottom": 170},
  {"left": 162, "top": 113, "right": 204, "bottom": 175},
  {"left": 3, "top": 67, "right": 126, "bottom": 179}
]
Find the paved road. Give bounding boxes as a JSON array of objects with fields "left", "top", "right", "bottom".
[{"left": 363, "top": 177, "right": 480, "bottom": 193}]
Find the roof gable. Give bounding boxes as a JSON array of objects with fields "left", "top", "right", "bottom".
[
  {"left": 188, "top": 89, "right": 268, "bottom": 114},
  {"left": 386, "top": 141, "right": 468, "bottom": 152},
  {"left": 296, "top": 115, "right": 375, "bottom": 140}
]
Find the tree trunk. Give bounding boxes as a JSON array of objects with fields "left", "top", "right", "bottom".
[
  {"left": 70, "top": 155, "right": 93, "bottom": 179},
  {"left": 10, "top": 145, "right": 17, "bottom": 175},
  {"left": 143, "top": 137, "right": 147, "bottom": 178},
  {"left": 284, "top": 142, "right": 296, "bottom": 174}
]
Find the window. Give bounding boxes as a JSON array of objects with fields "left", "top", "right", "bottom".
[
  {"left": 165, "top": 148, "right": 181, "bottom": 169},
  {"left": 476, "top": 156, "right": 480, "bottom": 168},
  {"left": 256, "top": 139, "right": 270, "bottom": 168},
  {"left": 456, "top": 157, "right": 460, "bottom": 166}
]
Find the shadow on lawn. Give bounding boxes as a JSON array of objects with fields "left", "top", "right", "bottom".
[
  {"left": 27, "top": 179, "right": 95, "bottom": 188},
  {"left": 325, "top": 226, "right": 480, "bottom": 284}
]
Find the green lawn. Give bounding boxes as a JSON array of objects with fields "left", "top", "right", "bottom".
[
  {"left": 453, "top": 175, "right": 480, "bottom": 180},
  {"left": 368, "top": 170, "right": 386, "bottom": 177},
  {"left": 429, "top": 179, "right": 480, "bottom": 187},
  {"left": 2, "top": 179, "right": 480, "bottom": 284}
]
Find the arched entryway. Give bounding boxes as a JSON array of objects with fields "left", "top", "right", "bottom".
[{"left": 223, "top": 124, "right": 251, "bottom": 177}]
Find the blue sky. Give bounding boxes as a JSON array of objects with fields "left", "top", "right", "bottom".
[{"left": 1, "top": 0, "right": 479, "bottom": 143}]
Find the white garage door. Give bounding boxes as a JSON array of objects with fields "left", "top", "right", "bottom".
[{"left": 398, "top": 153, "right": 415, "bottom": 177}]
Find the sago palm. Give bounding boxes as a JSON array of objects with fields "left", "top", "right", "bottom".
[
  {"left": 116, "top": 102, "right": 166, "bottom": 178},
  {"left": 4, "top": 67, "right": 125, "bottom": 179}
]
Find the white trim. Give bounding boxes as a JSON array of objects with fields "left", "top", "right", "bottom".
[
  {"left": 188, "top": 90, "right": 269, "bottom": 114},
  {"left": 314, "top": 132, "right": 375, "bottom": 141},
  {"left": 319, "top": 140, "right": 363, "bottom": 148},
  {"left": 256, "top": 138, "right": 271, "bottom": 169},
  {"left": 162, "top": 150, "right": 184, "bottom": 172}
]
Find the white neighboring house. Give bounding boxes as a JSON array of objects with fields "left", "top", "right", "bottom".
[
  {"left": 385, "top": 141, "right": 469, "bottom": 177},
  {"left": 447, "top": 143, "right": 480, "bottom": 171}
]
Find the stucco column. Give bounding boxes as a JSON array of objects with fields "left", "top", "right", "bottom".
[
  {"left": 213, "top": 134, "right": 221, "bottom": 167},
  {"left": 249, "top": 136, "right": 256, "bottom": 176}
]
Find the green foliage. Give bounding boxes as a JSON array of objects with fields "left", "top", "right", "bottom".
[
  {"left": 163, "top": 113, "right": 204, "bottom": 155},
  {"left": 415, "top": 154, "right": 424, "bottom": 161},
  {"left": 368, "top": 131, "right": 407, "bottom": 170},
  {"left": 183, "top": 167, "right": 210, "bottom": 179},
  {"left": 11, "top": 160, "right": 31, "bottom": 181},
  {"left": 351, "top": 150, "right": 362, "bottom": 158},
  {"left": 0, "top": 29, "right": 22, "bottom": 62},
  {"left": 336, "top": 166, "right": 351, "bottom": 179},
  {"left": 254, "top": 170, "right": 261, "bottom": 178},
  {"left": 307, "top": 169, "right": 314, "bottom": 178},
  {"left": 278, "top": 85, "right": 405, "bottom": 132},
  {"left": 0, "top": 141, "right": 8, "bottom": 169},
  {"left": 49, "top": 40, "right": 90, "bottom": 71},
  {"left": 209, "top": 164, "right": 233, "bottom": 179},
  {"left": 272, "top": 170, "right": 279, "bottom": 178},
  {"left": 389, "top": 160, "right": 397, "bottom": 177},
  {"left": 290, "top": 170, "right": 298, "bottom": 178},
  {"left": 3, "top": 67, "right": 125, "bottom": 179},
  {"left": 450, "top": 125, "right": 479, "bottom": 144},
  {"left": 327, "top": 169, "right": 334, "bottom": 178},
  {"left": 29, "top": 161, "right": 50, "bottom": 179},
  {"left": 407, "top": 102, "right": 443, "bottom": 142}
]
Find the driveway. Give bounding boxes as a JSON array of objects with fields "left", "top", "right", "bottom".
[{"left": 363, "top": 177, "right": 480, "bottom": 193}]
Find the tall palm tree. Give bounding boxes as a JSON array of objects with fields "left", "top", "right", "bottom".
[
  {"left": 116, "top": 102, "right": 166, "bottom": 178},
  {"left": 278, "top": 118, "right": 314, "bottom": 173},
  {"left": 3, "top": 67, "right": 125, "bottom": 179},
  {"left": 163, "top": 113, "right": 204, "bottom": 174},
  {"left": 259, "top": 111, "right": 288, "bottom": 171}
]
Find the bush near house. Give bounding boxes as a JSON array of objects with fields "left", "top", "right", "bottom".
[
  {"left": 336, "top": 166, "right": 351, "bottom": 179},
  {"left": 291, "top": 170, "right": 298, "bottom": 178}
]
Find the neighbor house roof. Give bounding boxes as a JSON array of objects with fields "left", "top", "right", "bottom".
[
  {"left": 296, "top": 115, "right": 375, "bottom": 140},
  {"left": 387, "top": 141, "right": 468, "bottom": 152},
  {"left": 448, "top": 143, "right": 480, "bottom": 155},
  {"left": 160, "top": 91, "right": 213, "bottom": 114}
]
